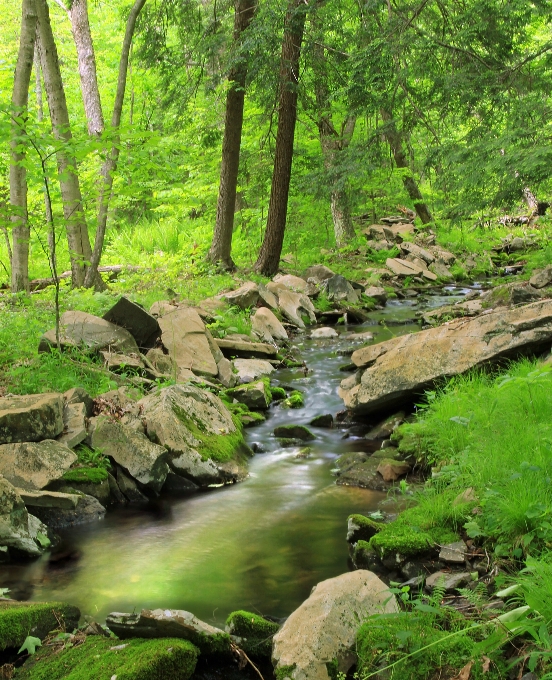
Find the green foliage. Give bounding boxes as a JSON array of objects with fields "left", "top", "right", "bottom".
[
  {"left": 0, "top": 602, "right": 79, "bottom": 651},
  {"left": 225, "top": 610, "right": 279, "bottom": 658},
  {"left": 206, "top": 306, "right": 252, "bottom": 339},
  {"left": 74, "top": 445, "right": 111, "bottom": 472},
  {"left": 62, "top": 467, "right": 109, "bottom": 485},
  {"left": 281, "top": 390, "right": 305, "bottom": 409}
]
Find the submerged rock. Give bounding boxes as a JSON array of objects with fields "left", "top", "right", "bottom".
[
  {"left": 31, "top": 492, "right": 106, "bottom": 528},
  {"left": 0, "top": 393, "right": 64, "bottom": 445},
  {"left": 273, "top": 425, "right": 315, "bottom": 441}
]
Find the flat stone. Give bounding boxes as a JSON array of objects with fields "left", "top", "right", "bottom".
[
  {"left": 364, "top": 286, "right": 387, "bottom": 304},
  {"left": 302, "top": 265, "right": 335, "bottom": 283},
  {"left": 64, "top": 387, "right": 94, "bottom": 417},
  {"left": 145, "top": 347, "right": 177, "bottom": 377},
  {"left": 429, "top": 261, "right": 454, "bottom": 281},
  {"left": 310, "top": 327, "right": 338, "bottom": 339},
  {"left": 17, "top": 489, "right": 79, "bottom": 509},
  {"left": 0, "top": 441, "right": 76, "bottom": 490},
  {"left": 100, "top": 351, "right": 144, "bottom": 373},
  {"left": 159, "top": 307, "right": 218, "bottom": 377},
  {"left": 273, "top": 273, "right": 308, "bottom": 292},
  {"left": 385, "top": 258, "right": 424, "bottom": 276},
  {"left": 439, "top": 541, "right": 467, "bottom": 564},
  {"left": 149, "top": 300, "right": 178, "bottom": 317},
  {"left": 233, "top": 358, "right": 275, "bottom": 384},
  {"left": 0, "top": 478, "right": 49, "bottom": 556},
  {"left": 218, "top": 282, "right": 259, "bottom": 309},
  {"left": 103, "top": 296, "right": 160, "bottom": 348},
  {"left": 31, "top": 492, "right": 106, "bottom": 528},
  {"left": 251, "top": 307, "right": 288, "bottom": 344},
  {"left": 425, "top": 571, "right": 471, "bottom": 592},
  {"left": 400, "top": 242, "right": 434, "bottom": 264},
  {"left": 0, "top": 393, "right": 64, "bottom": 445},
  {"left": 530, "top": 265, "right": 552, "bottom": 289},
  {"left": 376, "top": 459, "right": 411, "bottom": 482},
  {"left": 422, "top": 269, "right": 438, "bottom": 281},
  {"left": 273, "top": 425, "right": 315, "bottom": 441},
  {"left": 215, "top": 338, "right": 277, "bottom": 358},
  {"left": 258, "top": 284, "right": 279, "bottom": 310},
  {"left": 57, "top": 402, "right": 87, "bottom": 449}
]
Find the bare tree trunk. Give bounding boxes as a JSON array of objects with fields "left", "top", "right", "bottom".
[
  {"left": 254, "top": 0, "right": 309, "bottom": 277},
  {"left": 83, "top": 0, "right": 147, "bottom": 289},
  {"left": 10, "top": 0, "right": 38, "bottom": 293},
  {"left": 208, "top": 0, "right": 257, "bottom": 270},
  {"left": 36, "top": 0, "right": 93, "bottom": 288},
  {"left": 380, "top": 109, "right": 433, "bottom": 225},
  {"left": 67, "top": 0, "right": 104, "bottom": 136}
]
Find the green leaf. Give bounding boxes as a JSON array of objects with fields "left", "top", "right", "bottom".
[{"left": 18, "top": 636, "right": 42, "bottom": 655}]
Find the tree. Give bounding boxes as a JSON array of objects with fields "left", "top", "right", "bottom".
[
  {"left": 9, "top": 0, "right": 38, "bottom": 292},
  {"left": 207, "top": 0, "right": 257, "bottom": 271},
  {"left": 254, "top": 0, "right": 311, "bottom": 277}
]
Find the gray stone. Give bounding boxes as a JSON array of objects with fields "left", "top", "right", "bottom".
[
  {"left": 91, "top": 418, "right": 169, "bottom": 493},
  {"left": 385, "top": 257, "right": 424, "bottom": 277},
  {"left": 215, "top": 338, "right": 278, "bottom": 358},
  {"left": 159, "top": 307, "right": 218, "bottom": 377},
  {"left": 108, "top": 473, "right": 127, "bottom": 505},
  {"left": 429, "top": 260, "right": 454, "bottom": 281},
  {"left": 64, "top": 387, "right": 94, "bottom": 417},
  {"left": 400, "top": 242, "right": 434, "bottom": 264},
  {"left": 333, "top": 454, "right": 391, "bottom": 491},
  {"left": 376, "top": 459, "right": 411, "bottom": 482},
  {"left": 324, "top": 275, "right": 358, "bottom": 303},
  {"left": 303, "top": 265, "right": 335, "bottom": 283},
  {"left": 31, "top": 492, "right": 106, "bottom": 529},
  {"left": 39, "top": 311, "right": 139, "bottom": 355},
  {"left": 218, "top": 282, "right": 259, "bottom": 309},
  {"left": 277, "top": 289, "right": 317, "bottom": 328},
  {"left": 217, "top": 357, "right": 236, "bottom": 388},
  {"left": 310, "top": 414, "right": 333, "bottom": 428},
  {"left": 273, "top": 425, "right": 315, "bottom": 441},
  {"left": 149, "top": 300, "right": 178, "bottom": 317},
  {"left": 364, "top": 286, "right": 387, "bottom": 304},
  {"left": 17, "top": 489, "right": 79, "bottom": 509},
  {"left": 145, "top": 348, "right": 177, "bottom": 378},
  {"left": 233, "top": 381, "right": 272, "bottom": 411},
  {"left": 272, "top": 570, "right": 398, "bottom": 680},
  {"left": 425, "top": 571, "right": 471, "bottom": 592},
  {"left": 233, "top": 359, "right": 275, "bottom": 384},
  {"left": 365, "top": 413, "right": 405, "bottom": 441},
  {"left": 116, "top": 468, "right": 148, "bottom": 503},
  {"left": 481, "top": 282, "right": 542, "bottom": 307},
  {"left": 530, "top": 265, "right": 552, "bottom": 289},
  {"left": 100, "top": 350, "right": 144, "bottom": 373},
  {"left": 103, "top": 296, "right": 160, "bottom": 348},
  {"left": 439, "top": 541, "right": 467, "bottom": 564},
  {"left": 57, "top": 402, "right": 87, "bottom": 449},
  {"left": 258, "top": 284, "right": 279, "bottom": 310},
  {"left": 0, "top": 440, "right": 76, "bottom": 490},
  {"left": 310, "top": 327, "right": 338, "bottom": 339},
  {"left": 163, "top": 470, "right": 199, "bottom": 494},
  {"left": 0, "top": 477, "right": 49, "bottom": 556},
  {"left": 251, "top": 307, "right": 288, "bottom": 344},
  {"left": 273, "top": 273, "right": 308, "bottom": 293},
  {"left": 0, "top": 393, "right": 64, "bottom": 445}
]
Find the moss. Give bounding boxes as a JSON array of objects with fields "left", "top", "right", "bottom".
[
  {"left": 18, "top": 636, "right": 198, "bottom": 680},
  {"left": 0, "top": 602, "right": 80, "bottom": 651},
  {"left": 281, "top": 391, "right": 304, "bottom": 408},
  {"left": 241, "top": 411, "right": 266, "bottom": 427},
  {"left": 347, "top": 514, "right": 384, "bottom": 543},
  {"left": 269, "top": 386, "right": 287, "bottom": 400},
  {"left": 62, "top": 467, "right": 108, "bottom": 484},
  {"left": 226, "top": 610, "right": 279, "bottom": 658},
  {"left": 275, "top": 665, "right": 296, "bottom": 680},
  {"left": 353, "top": 541, "right": 383, "bottom": 570},
  {"left": 283, "top": 359, "right": 303, "bottom": 368},
  {"left": 369, "top": 519, "right": 458, "bottom": 559}
]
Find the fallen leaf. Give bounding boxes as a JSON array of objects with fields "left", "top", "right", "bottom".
[
  {"left": 482, "top": 656, "right": 491, "bottom": 672},
  {"left": 452, "top": 661, "right": 474, "bottom": 680}
]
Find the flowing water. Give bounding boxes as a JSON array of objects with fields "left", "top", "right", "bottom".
[{"left": 2, "top": 287, "right": 473, "bottom": 627}]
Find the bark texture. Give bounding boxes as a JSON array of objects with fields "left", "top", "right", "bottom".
[
  {"left": 254, "top": 0, "right": 309, "bottom": 277},
  {"left": 36, "top": 0, "right": 93, "bottom": 287},
  {"left": 67, "top": 0, "right": 104, "bottom": 136},
  {"left": 10, "top": 0, "right": 38, "bottom": 292},
  {"left": 381, "top": 109, "right": 433, "bottom": 225},
  {"left": 83, "top": 0, "right": 147, "bottom": 288},
  {"left": 208, "top": 0, "right": 257, "bottom": 270}
]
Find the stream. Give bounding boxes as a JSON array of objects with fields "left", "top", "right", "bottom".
[{"left": 1, "top": 287, "right": 473, "bottom": 628}]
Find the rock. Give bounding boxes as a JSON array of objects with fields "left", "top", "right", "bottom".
[
  {"left": 346, "top": 514, "right": 383, "bottom": 544},
  {"left": 91, "top": 418, "right": 169, "bottom": 493},
  {"left": 303, "top": 265, "right": 335, "bottom": 283},
  {"left": 106, "top": 609, "right": 230, "bottom": 655},
  {"left": 108, "top": 472, "right": 127, "bottom": 505},
  {"left": 17, "top": 489, "right": 79, "bottom": 509},
  {"left": 310, "top": 414, "right": 333, "bottom": 428},
  {"left": 429, "top": 260, "right": 454, "bottom": 281},
  {"left": 376, "top": 459, "right": 411, "bottom": 482},
  {"left": 225, "top": 610, "right": 280, "bottom": 659},
  {"left": 57, "top": 402, "right": 87, "bottom": 449},
  {"left": 310, "top": 327, "right": 338, "bottom": 339},
  {"left": 385, "top": 257, "right": 424, "bottom": 276},
  {"left": 138, "top": 384, "right": 250, "bottom": 487},
  {"left": 64, "top": 387, "right": 94, "bottom": 417},
  {"left": 341, "top": 299, "right": 552, "bottom": 414},
  {"left": 53, "top": 468, "right": 112, "bottom": 506},
  {"left": 364, "top": 286, "right": 387, "bottom": 304},
  {"left": 324, "top": 275, "right": 358, "bottom": 303},
  {"left": 425, "top": 571, "right": 471, "bottom": 592},
  {"left": 482, "top": 281, "right": 542, "bottom": 307},
  {"left": 273, "top": 425, "right": 315, "bottom": 441},
  {"left": 273, "top": 273, "right": 308, "bottom": 292},
  {"left": 116, "top": 468, "right": 148, "bottom": 502},
  {"left": 258, "top": 283, "right": 279, "bottom": 310},
  {"left": 100, "top": 350, "right": 144, "bottom": 373},
  {"left": 430, "top": 248, "right": 455, "bottom": 265},
  {"left": 0, "top": 478, "right": 50, "bottom": 556},
  {"left": 158, "top": 307, "right": 218, "bottom": 377},
  {"left": 272, "top": 570, "right": 398, "bottom": 680},
  {"left": 233, "top": 359, "right": 275, "bottom": 384},
  {"left": 38, "top": 311, "right": 139, "bottom": 355},
  {"left": 30, "top": 493, "right": 106, "bottom": 528},
  {"left": 217, "top": 357, "right": 236, "bottom": 388},
  {"left": 163, "top": 470, "right": 198, "bottom": 494},
  {"left": 276, "top": 289, "right": 317, "bottom": 328},
  {"left": 0, "top": 393, "right": 64, "bottom": 445},
  {"left": 453, "top": 487, "right": 478, "bottom": 506},
  {"left": 530, "top": 265, "right": 552, "bottom": 289},
  {"left": 400, "top": 242, "right": 434, "bottom": 264},
  {"left": 215, "top": 338, "right": 278, "bottom": 358},
  {"left": 365, "top": 412, "right": 405, "bottom": 441},
  {"left": 0, "top": 441, "right": 76, "bottom": 490},
  {"left": 219, "top": 281, "right": 259, "bottom": 309},
  {"left": 149, "top": 300, "right": 178, "bottom": 317},
  {"left": 333, "top": 454, "right": 390, "bottom": 491},
  {"left": 363, "top": 223, "right": 414, "bottom": 241},
  {"left": 103, "top": 296, "right": 160, "bottom": 348},
  {"left": 439, "top": 541, "right": 467, "bottom": 564},
  {"left": 422, "top": 300, "right": 483, "bottom": 325},
  {"left": 345, "top": 331, "right": 374, "bottom": 343},
  {"left": 145, "top": 348, "right": 177, "bottom": 377},
  {"left": 0, "top": 600, "right": 80, "bottom": 650},
  {"left": 251, "top": 307, "right": 288, "bottom": 344},
  {"left": 232, "top": 380, "right": 272, "bottom": 410}
]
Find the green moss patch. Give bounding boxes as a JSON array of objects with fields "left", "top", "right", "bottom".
[
  {"left": 18, "top": 636, "right": 198, "bottom": 680},
  {"left": 275, "top": 665, "right": 297, "bottom": 680},
  {"left": 347, "top": 514, "right": 384, "bottom": 543},
  {"left": 282, "top": 391, "right": 304, "bottom": 408},
  {"left": 0, "top": 602, "right": 80, "bottom": 651},
  {"left": 62, "top": 467, "right": 108, "bottom": 484},
  {"left": 269, "top": 386, "right": 287, "bottom": 400},
  {"left": 226, "top": 610, "right": 279, "bottom": 659}
]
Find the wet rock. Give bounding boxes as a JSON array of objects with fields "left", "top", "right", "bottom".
[
  {"left": 39, "top": 310, "right": 139, "bottom": 355},
  {"left": 439, "top": 541, "right": 467, "bottom": 564},
  {"left": 233, "top": 359, "right": 275, "bottom": 384},
  {"left": 226, "top": 610, "right": 280, "bottom": 659},
  {"left": 344, "top": 331, "right": 375, "bottom": 344},
  {"left": 18, "top": 489, "right": 79, "bottom": 509},
  {"left": 0, "top": 393, "right": 64, "bottom": 445},
  {"left": 218, "top": 282, "right": 259, "bottom": 309},
  {"left": 116, "top": 468, "right": 148, "bottom": 503},
  {"left": 251, "top": 307, "right": 288, "bottom": 344},
  {"left": 273, "top": 273, "right": 308, "bottom": 293},
  {"left": 310, "top": 414, "right": 333, "bottom": 428},
  {"left": 376, "top": 459, "right": 411, "bottom": 482},
  {"left": 106, "top": 609, "right": 231, "bottom": 655},
  {"left": 158, "top": 307, "right": 218, "bottom": 377},
  {"left": 232, "top": 381, "right": 272, "bottom": 410},
  {"left": 341, "top": 299, "right": 552, "bottom": 415},
  {"left": 57, "top": 402, "right": 87, "bottom": 449},
  {"left": 277, "top": 289, "right": 317, "bottom": 328},
  {"left": 347, "top": 514, "right": 383, "bottom": 544},
  {"left": 365, "top": 412, "right": 405, "bottom": 441},
  {"left": 215, "top": 338, "right": 278, "bottom": 358},
  {"left": 352, "top": 543, "right": 385, "bottom": 573},
  {"left": 364, "top": 286, "right": 387, "bottom": 305},
  {"left": 52, "top": 469, "right": 112, "bottom": 507},
  {"left": 31, "top": 492, "right": 106, "bottom": 528},
  {"left": 92, "top": 418, "right": 169, "bottom": 493},
  {"left": 64, "top": 387, "right": 94, "bottom": 417},
  {"left": 529, "top": 265, "right": 552, "bottom": 289},
  {"left": 217, "top": 357, "right": 236, "bottom": 388},
  {"left": 103, "top": 296, "right": 160, "bottom": 348},
  {"left": 310, "top": 327, "right": 338, "bottom": 339},
  {"left": 303, "top": 264, "right": 335, "bottom": 283},
  {"left": 0, "top": 440, "right": 76, "bottom": 490},
  {"left": 333, "top": 454, "right": 390, "bottom": 491},
  {"left": 163, "top": 470, "right": 199, "bottom": 494},
  {"left": 276, "top": 438, "right": 305, "bottom": 447},
  {"left": 481, "top": 281, "right": 542, "bottom": 307},
  {"left": 273, "top": 425, "right": 315, "bottom": 441},
  {"left": 108, "top": 472, "right": 127, "bottom": 505},
  {"left": 272, "top": 570, "right": 398, "bottom": 680},
  {"left": 425, "top": 571, "right": 471, "bottom": 592},
  {"left": 0, "top": 478, "right": 49, "bottom": 557}
]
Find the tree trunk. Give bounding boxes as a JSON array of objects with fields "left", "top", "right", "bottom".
[
  {"left": 10, "top": 0, "right": 38, "bottom": 293},
  {"left": 380, "top": 109, "right": 433, "bottom": 225},
  {"left": 83, "top": 0, "right": 147, "bottom": 289},
  {"left": 254, "top": 0, "right": 309, "bottom": 277},
  {"left": 36, "top": 0, "right": 93, "bottom": 288},
  {"left": 208, "top": 0, "right": 257, "bottom": 270},
  {"left": 67, "top": 0, "right": 104, "bottom": 136}
]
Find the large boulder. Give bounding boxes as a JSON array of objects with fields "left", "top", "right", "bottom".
[
  {"left": 0, "top": 477, "right": 50, "bottom": 557},
  {"left": 57, "top": 401, "right": 87, "bottom": 449},
  {"left": 215, "top": 338, "right": 278, "bottom": 358},
  {"left": 481, "top": 281, "right": 542, "bottom": 307},
  {"left": 218, "top": 282, "right": 259, "bottom": 309},
  {"left": 0, "top": 393, "right": 64, "bottom": 444},
  {"left": 103, "top": 296, "right": 160, "bottom": 348},
  {"left": 272, "top": 570, "right": 398, "bottom": 680},
  {"left": 0, "top": 600, "right": 80, "bottom": 651},
  {"left": 233, "top": 359, "right": 275, "bottom": 384},
  {"left": 138, "top": 384, "right": 250, "bottom": 486},
  {"left": 91, "top": 418, "right": 169, "bottom": 493},
  {"left": 303, "top": 265, "right": 335, "bottom": 283},
  {"left": 158, "top": 307, "right": 218, "bottom": 377},
  {"left": 273, "top": 273, "right": 308, "bottom": 293},
  {"left": 530, "top": 265, "right": 552, "bottom": 289},
  {"left": 276, "top": 289, "right": 317, "bottom": 328},
  {"left": 232, "top": 381, "right": 272, "bottom": 410},
  {"left": 38, "top": 311, "right": 139, "bottom": 354},
  {"left": 0, "top": 441, "right": 76, "bottom": 490},
  {"left": 31, "top": 493, "right": 106, "bottom": 528},
  {"left": 323, "top": 275, "right": 359, "bottom": 303},
  {"left": 340, "top": 299, "right": 552, "bottom": 415},
  {"left": 251, "top": 307, "right": 288, "bottom": 344}
]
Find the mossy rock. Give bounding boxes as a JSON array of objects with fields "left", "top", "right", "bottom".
[
  {"left": 226, "top": 610, "right": 279, "bottom": 659},
  {"left": 273, "top": 425, "right": 314, "bottom": 441},
  {"left": 281, "top": 391, "right": 304, "bottom": 409},
  {"left": 61, "top": 467, "right": 108, "bottom": 485},
  {"left": 17, "top": 636, "right": 198, "bottom": 680},
  {"left": 352, "top": 541, "right": 384, "bottom": 571},
  {"left": 0, "top": 601, "right": 80, "bottom": 651},
  {"left": 347, "top": 514, "right": 384, "bottom": 544},
  {"left": 369, "top": 521, "right": 458, "bottom": 560},
  {"left": 275, "top": 665, "right": 297, "bottom": 680},
  {"left": 269, "top": 386, "right": 287, "bottom": 401}
]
